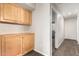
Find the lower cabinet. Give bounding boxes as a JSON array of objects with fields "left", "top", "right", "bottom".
[
  {"left": 4, "top": 35, "right": 19, "bottom": 56},
  {"left": 0, "top": 36, "right": 2, "bottom": 56},
  {"left": 0, "top": 33, "right": 34, "bottom": 56},
  {"left": 22, "top": 34, "right": 34, "bottom": 54}
]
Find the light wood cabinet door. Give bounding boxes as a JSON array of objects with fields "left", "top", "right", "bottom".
[
  {"left": 4, "top": 35, "right": 19, "bottom": 56},
  {"left": 17, "top": 8, "right": 32, "bottom": 25},
  {"left": 1, "top": 4, "right": 18, "bottom": 23},
  {"left": 22, "top": 34, "right": 34, "bottom": 54},
  {"left": 1, "top": 35, "right": 6, "bottom": 56},
  {"left": 23, "top": 10, "right": 32, "bottom": 25},
  {"left": 0, "top": 36, "right": 2, "bottom": 56},
  {"left": 17, "top": 7, "right": 25, "bottom": 24},
  {"left": 0, "top": 4, "right": 3, "bottom": 20},
  {"left": 17, "top": 35, "right": 23, "bottom": 55},
  {"left": 24, "top": 9, "right": 29, "bottom": 25},
  {"left": 29, "top": 11, "right": 32, "bottom": 25}
]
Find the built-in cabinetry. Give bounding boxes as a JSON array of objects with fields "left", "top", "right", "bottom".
[
  {"left": 22, "top": 34, "right": 34, "bottom": 54},
  {"left": 0, "top": 33, "right": 34, "bottom": 56},
  {"left": 0, "top": 36, "right": 1, "bottom": 56},
  {"left": 0, "top": 4, "right": 32, "bottom": 25}
]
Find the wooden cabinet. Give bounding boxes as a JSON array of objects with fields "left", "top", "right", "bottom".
[
  {"left": 22, "top": 34, "right": 34, "bottom": 54},
  {"left": 23, "top": 10, "right": 32, "bottom": 25},
  {"left": 0, "top": 33, "right": 34, "bottom": 56},
  {"left": 1, "top": 4, "right": 18, "bottom": 23},
  {"left": 0, "top": 4, "right": 32, "bottom": 25},
  {"left": 17, "top": 7, "right": 25, "bottom": 24},
  {"left": 29, "top": 11, "right": 32, "bottom": 25},
  {"left": 17, "top": 34, "right": 23, "bottom": 55},
  {"left": 4, "top": 35, "right": 19, "bottom": 56},
  {"left": 1, "top": 35, "right": 6, "bottom": 56},
  {"left": 0, "top": 36, "right": 2, "bottom": 56}
]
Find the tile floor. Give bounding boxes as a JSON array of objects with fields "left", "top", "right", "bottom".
[{"left": 23, "top": 50, "right": 43, "bottom": 56}]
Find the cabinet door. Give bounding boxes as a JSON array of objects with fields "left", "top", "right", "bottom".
[
  {"left": 24, "top": 10, "right": 29, "bottom": 25},
  {"left": 2, "top": 35, "right": 6, "bottom": 56},
  {"left": 17, "top": 35, "right": 23, "bottom": 55},
  {"left": 0, "top": 4, "right": 3, "bottom": 20},
  {"left": 27, "top": 10, "right": 32, "bottom": 25},
  {"left": 4, "top": 35, "right": 19, "bottom": 56},
  {"left": 0, "top": 36, "right": 2, "bottom": 56},
  {"left": 22, "top": 34, "right": 34, "bottom": 54},
  {"left": 17, "top": 7, "right": 25, "bottom": 24},
  {"left": 23, "top": 9, "right": 32, "bottom": 25},
  {"left": 29, "top": 11, "right": 32, "bottom": 25},
  {"left": 2, "top": 4, "right": 18, "bottom": 23}
]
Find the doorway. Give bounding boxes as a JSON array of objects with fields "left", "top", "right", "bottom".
[
  {"left": 50, "top": 5, "right": 57, "bottom": 55},
  {"left": 52, "top": 14, "right": 78, "bottom": 56}
]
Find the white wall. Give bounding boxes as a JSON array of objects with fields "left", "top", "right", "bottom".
[
  {"left": 0, "top": 23, "right": 32, "bottom": 35},
  {"left": 32, "top": 4, "right": 51, "bottom": 56},
  {"left": 52, "top": 24, "right": 55, "bottom": 31},
  {"left": 17, "top": 3, "right": 36, "bottom": 11},
  {"left": 77, "top": 13, "right": 79, "bottom": 44},
  {"left": 64, "top": 16, "right": 77, "bottom": 40},
  {"left": 55, "top": 13, "right": 64, "bottom": 48}
]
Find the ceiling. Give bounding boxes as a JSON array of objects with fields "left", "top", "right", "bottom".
[
  {"left": 16, "top": 3, "right": 36, "bottom": 11},
  {"left": 52, "top": 3, "right": 79, "bottom": 18}
]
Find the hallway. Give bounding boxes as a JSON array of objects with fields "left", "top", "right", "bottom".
[{"left": 54, "top": 39, "right": 79, "bottom": 56}]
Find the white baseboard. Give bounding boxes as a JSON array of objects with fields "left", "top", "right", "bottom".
[
  {"left": 64, "top": 38, "right": 76, "bottom": 40},
  {"left": 55, "top": 38, "right": 64, "bottom": 48},
  {"left": 65, "top": 38, "right": 78, "bottom": 44},
  {"left": 34, "top": 49, "right": 49, "bottom": 56},
  {"left": 77, "top": 40, "right": 79, "bottom": 44}
]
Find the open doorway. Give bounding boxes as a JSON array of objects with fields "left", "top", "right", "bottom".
[
  {"left": 50, "top": 3, "right": 79, "bottom": 56},
  {"left": 54, "top": 15, "right": 77, "bottom": 56},
  {"left": 51, "top": 14, "right": 78, "bottom": 56},
  {"left": 50, "top": 4, "right": 57, "bottom": 55},
  {"left": 51, "top": 8, "right": 56, "bottom": 55},
  {"left": 50, "top": 4, "right": 65, "bottom": 56}
]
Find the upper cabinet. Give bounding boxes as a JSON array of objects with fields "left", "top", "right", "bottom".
[
  {"left": 0, "top": 4, "right": 32, "bottom": 25},
  {"left": 2, "top": 4, "right": 18, "bottom": 23},
  {"left": 23, "top": 9, "right": 32, "bottom": 25}
]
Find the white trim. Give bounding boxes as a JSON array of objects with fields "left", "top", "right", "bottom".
[
  {"left": 55, "top": 38, "right": 64, "bottom": 48},
  {"left": 34, "top": 49, "right": 48, "bottom": 56},
  {"left": 64, "top": 38, "right": 77, "bottom": 40},
  {"left": 50, "top": 4, "right": 53, "bottom": 56},
  {"left": 77, "top": 40, "right": 79, "bottom": 44}
]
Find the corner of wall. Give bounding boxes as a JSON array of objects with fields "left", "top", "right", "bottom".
[{"left": 34, "top": 49, "right": 49, "bottom": 56}]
